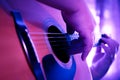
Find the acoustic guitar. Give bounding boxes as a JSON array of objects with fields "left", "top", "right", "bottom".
[{"left": 0, "top": 8, "right": 92, "bottom": 80}]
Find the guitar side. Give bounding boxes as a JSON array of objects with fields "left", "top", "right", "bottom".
[{"left": 0, "top": 8, "right": 35, "bottom": 80}]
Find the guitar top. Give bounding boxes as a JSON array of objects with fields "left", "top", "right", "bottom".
[{"left": 0, "top": 7, "right": 92, "bottom": 80}]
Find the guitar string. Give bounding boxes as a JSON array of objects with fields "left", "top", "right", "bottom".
[
  {"left": 30, "top": 35, "right": 100, "bottom": 41},
  {"left": 32, "top": 38, "right": 76, "bottom": 43},
  {"left": 29, "top": 32, "right": 101, "bottom": 36},
  {"left": 30, "top": 36, "right": 79, "bottom": 42},
  {"left": 30, "top": 35, "right": 79, "bottom": 38},
  {"left": 29, "top": 32, "right": 101, "bottom": 39},
  {"left": 29, "top": 32, "right": 67, "bottom": 34},
  {"left": 29, "top": 32, "right": 79, "bottom": 35},
  {"left": 29, "top": 32, "right": 100, "bottom": 47},
  {"left": 31, "top": 36, "right": 98, "bottom": 46},
  {"left": 30, "top": 32, "right": 80, "bottom": 41}
]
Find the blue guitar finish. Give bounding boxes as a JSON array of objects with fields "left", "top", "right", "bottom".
[{"left": 42, "top": 54, "right": 76, "bottom": 80}]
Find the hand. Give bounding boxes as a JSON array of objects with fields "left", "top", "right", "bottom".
[
  {"left": 100, "top": 35, "right": 119, "bottom": 60},
  {"left": 93, "top": 34, "right": 119, "bottom": 63},
  {"left": 62, "top": 10, "right": 95, "bottom": 61},
  {"left": 91, "top": 34, "right": 119, "bottom": 80}
]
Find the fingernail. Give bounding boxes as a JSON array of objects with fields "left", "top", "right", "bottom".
[{"left": 101, "top": 34, "right": 109, "bottom": 38}]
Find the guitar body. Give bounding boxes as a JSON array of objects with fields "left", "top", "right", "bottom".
[
  {"left": 0, "top": 7, "right": 37, "bottom": 80},
  {"left": 0, "top": 7, "right": 92, "bottom": 80}
]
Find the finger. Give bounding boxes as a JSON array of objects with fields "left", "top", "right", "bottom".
[
  {"left": 101, "top": 37, "right": 109, "bottom": 43},
  {"left": 81, "top": 47, "right": 91, "bottom": 61},
  {"left": 115, "top": 45, "right": 119, "bottom": 53},
  {"left": 101, "top": 37, "right": 119, "bottom": 49},
  {"left": 81, "top": 39, "right": 93, "bottom": 61},
  {"left": 95, "top": 39, "right": 104, "bottom": 46},
  {"left": 101, "top": 37, "right": 112, "bottom": 46},
  {"left": 101, "top": 43, "right": 115, "bottom": 60},
  {"left": 101, "top": 43, "right": 109, "bottom": 54},
  {"left": 101, "top": 34, "right": 110, "bottom": 38},
  {"left": 96, "top": 45, "right": 101, "bottom": 53}
]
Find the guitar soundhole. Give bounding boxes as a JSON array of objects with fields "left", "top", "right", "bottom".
[{"left": 47, "top": 25, "right": 70, "bottom": 63}]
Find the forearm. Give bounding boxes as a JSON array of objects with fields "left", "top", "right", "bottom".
[
  {"left": 1, "top": 0, "right": 61, "bottom": 28},
  {"left": 37, "top": 0, "right": 89, "bottom": 14},
  {"left": 37, "top": 0, "right": 95, "bottom": 31},
  {"left": 90, "top": 56, "right": 113, "bottom": 80}
]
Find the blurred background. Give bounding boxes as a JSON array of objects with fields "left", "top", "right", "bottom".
[{"left": 86, "top": 0, "right": 120, "bottom": 79}]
